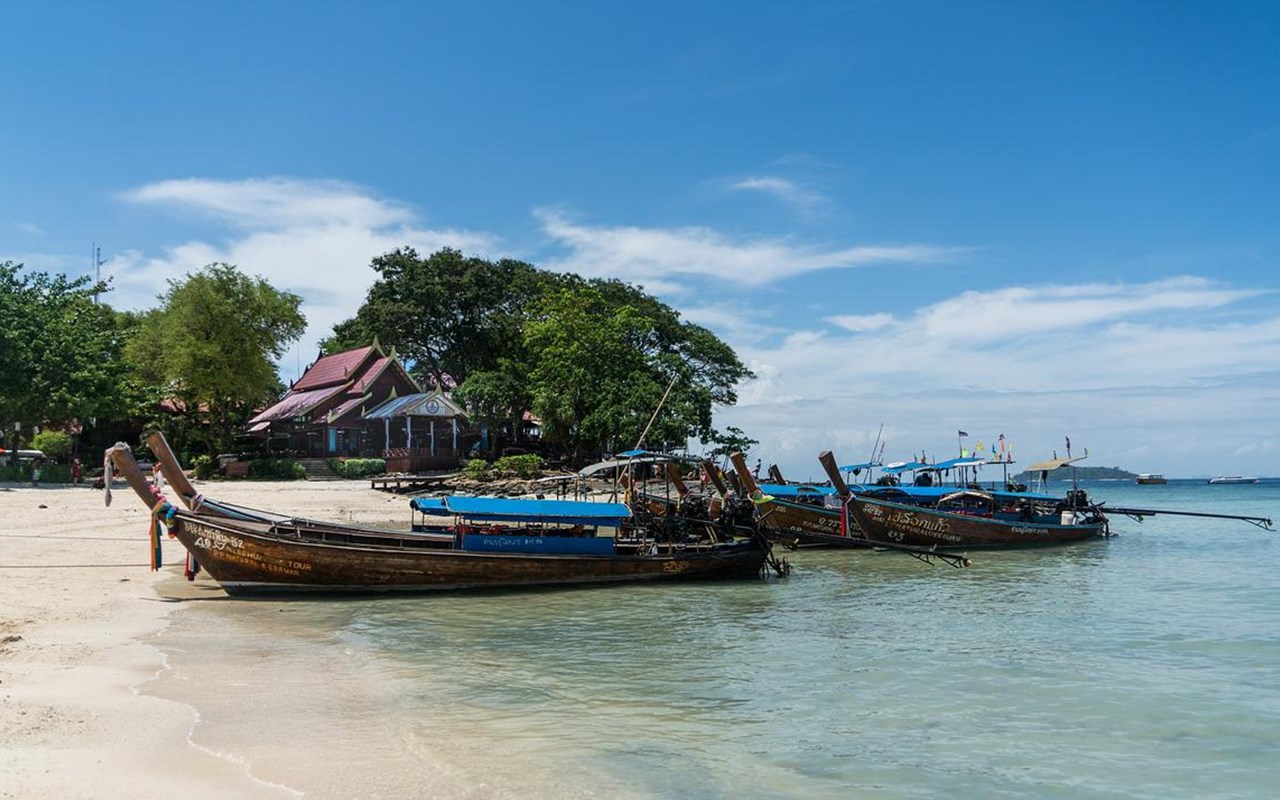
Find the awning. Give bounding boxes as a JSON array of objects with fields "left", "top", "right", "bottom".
[{"left": 1024, "top": 455, "right": 1088, "bottom": 472}]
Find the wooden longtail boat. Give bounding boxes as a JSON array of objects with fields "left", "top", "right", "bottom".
[
  {"left": 846, "top": 490, "right": 1110, "bottom": 549},
  {"left": 729, "top": 452, "right": 971, "bottom": 567},
  {"left": 106, "top": 440, "right": 774, "bottom": 596},
  {"left": 730, "top": 451, "right": 853, "bottom": 546}
]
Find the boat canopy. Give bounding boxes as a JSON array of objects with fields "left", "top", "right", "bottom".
[
  {"left": 576, "top": 455, "right": 673, "bottom": 477},
  {"left": 926, "top": 457, "right": 988, "bottom": 471},
  {"left": 758, "top": 482, "right": 835, "bottom": 498},
  {"left": 837, "top": 461, "right": 882, "bottom": 472},
  {"left": 1025, "top": 455, "right": 1088, "bottom": 472},
  {"left": 883, "top": 461, "right": 928, "bottom": 474},
  {"left": 411, "top": 496, "right": 632, "bottom": 526}
]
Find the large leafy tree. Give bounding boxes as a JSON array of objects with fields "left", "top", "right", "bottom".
[
  {"left": 322, "top": 247, "right": 557, "bottom": 387},
  {"left": 128, "top": 263, "right": 305, "bottom": 454},
  {"left": 522, "top": 282, "right": 754, "bottom": 462},
  {"left": 328, "top": 248, "right": 753, "bottom": 465},
  {"left": 0, "top": 261, "right": 129, "bottom": 446}
]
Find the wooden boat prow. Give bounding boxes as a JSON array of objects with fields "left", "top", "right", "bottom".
[{"left": 106, "top": 437, "right": 773, "bottom": 595}]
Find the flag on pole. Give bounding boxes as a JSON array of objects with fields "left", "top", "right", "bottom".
[{"left": 958, "top": 430, "right": 969, "bottom": 437}]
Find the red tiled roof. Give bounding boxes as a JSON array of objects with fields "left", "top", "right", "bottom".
[{"left": 291, "top": 345, "right": 377, "bottom": 391}]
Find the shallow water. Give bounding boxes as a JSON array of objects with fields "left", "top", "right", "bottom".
[{"left": 147, "top": 480, "right": 1280, "bottom": 798}]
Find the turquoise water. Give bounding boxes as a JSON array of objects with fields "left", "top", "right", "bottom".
[{"left": 150, "top": 480, "right": 1280, "bottom": 798}]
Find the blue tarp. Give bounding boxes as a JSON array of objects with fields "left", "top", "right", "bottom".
[{"left": 411, "top": 496, "right": 631, "bottom": 526}]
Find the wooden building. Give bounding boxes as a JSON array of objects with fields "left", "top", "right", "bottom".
[{"left": 246, "top": 342, "right": 468, "bottom": 467}]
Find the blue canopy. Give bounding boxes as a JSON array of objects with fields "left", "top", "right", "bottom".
[
  {"left": 883, "top": 461, "right": 928, "bottom": 474},
  {"left": 927, "top": 457, "right": 988, "bottom": 471},
  {"left": 837, "top": 462, "right": 881, "bottom": 472},
  {"left": 411, "top": 496, "right": 632, "bottom": 526},
  {"left": 758, "top": 482, "right": 835, "bottom": 498},
  {"left": 412, "top": 497, "right": 449, "bottom": 515}
]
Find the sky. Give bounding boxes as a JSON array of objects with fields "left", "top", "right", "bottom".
[{"left": 3, "top": 1, "right": 1278, "bottom": 478}]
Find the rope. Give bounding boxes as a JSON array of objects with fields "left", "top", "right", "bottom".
[{"left": 0, "top": 563, "right": 153, "bottom": 569}]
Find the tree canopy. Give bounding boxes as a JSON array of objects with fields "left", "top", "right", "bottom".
[
  {"left": 0, "top": 261, "right": 129, "bottom": 444},
  {"left": 330, "top": 248, "right": 753, "bottom": 463},
  {"left": 127, "top": 263, "right": 305, "bottom": 454}
]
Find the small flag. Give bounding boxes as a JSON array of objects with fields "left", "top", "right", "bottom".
[
  {"left": 958, "top": 430, "right": 969, "bottom": 437},
  {"left": 976, "top": 440, "right": 985, "bottom": 452},
  {"left": 1065, "top": 435, "right": 1072, "bottom": 455}
]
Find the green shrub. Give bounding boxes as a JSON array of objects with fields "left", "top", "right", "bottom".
[
  {"left": 462, "top": 458, "right": 491, "bottom": 480},
  {"left": 492, "top": 453, "right": 544, "bottom": 478},
  {"left": 246, "top": 458, "right": 307, "bottom": 480},
  {"left": 330, "top": 458, "right": 386, "bottom": 479},
  {"left": 191, "top": 454, "right": 216, "bottom": 480},
  {"left": 31, "top": 430, "right": 73, "bottom": 460}
]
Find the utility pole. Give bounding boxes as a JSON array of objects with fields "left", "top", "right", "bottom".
[{"left": 91, "top": 243, "right": 105, "bottom": 303}]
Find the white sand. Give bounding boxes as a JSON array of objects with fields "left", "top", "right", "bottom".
[{"left": 0, "top": 477, "right": 416, "bottom": 799}]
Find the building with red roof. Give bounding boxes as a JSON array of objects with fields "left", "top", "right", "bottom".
[{"left": 246, "top": 341, "right": 469, "bottom": 467}]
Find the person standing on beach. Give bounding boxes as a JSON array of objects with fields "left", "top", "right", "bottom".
[
  {"left": 71, "top": 457, "right": 82, "bottom": 485},
  {"left": 31, "top": 459, "right": 42, "bottom": 488}
]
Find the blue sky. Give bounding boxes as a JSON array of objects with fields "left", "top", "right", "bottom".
[{"left": 3, "top": 1, "right": 1278, "bottom": 477}]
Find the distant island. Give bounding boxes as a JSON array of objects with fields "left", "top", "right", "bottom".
[{"left": 1011, "top": 466, "right": 1138, "bottom": 482}]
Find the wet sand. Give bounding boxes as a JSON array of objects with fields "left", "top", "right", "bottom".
[{"left": 0, "top": 477, "right": 427, "bottom": 798}]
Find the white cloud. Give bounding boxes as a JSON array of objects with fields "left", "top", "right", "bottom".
[
  {"left": 111, "top": 177, "right": 496, "bottom": 377},
  {"left": 537, "top": 209, "right": 961, "bottom": 290},
  {"left": 730, "top": 176, "right": 825, "bottom": 209},
  {"left": 122, "top": 177, "right": 415, "bottom": 231},
  {"left": 827, "top": 313, "right": 895, "bottom": 332},
  {"left": 714, "top": 277, "right": 1280, "bottom": 478}
]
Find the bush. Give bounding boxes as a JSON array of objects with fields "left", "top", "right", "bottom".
[
  {"left": 191, "top": 454, "right": 216, "bottom": 480},
  {"left": 246, "top": 458, "right": 307, "bottom": 480},
  {"left": 31, "top": 430, "right": 73, "bottom": 460},
  {"left": 492, "top": 453, "right": 544, "bottom": 478},
  {"left": 462, "top": 459, "right": 491, "bottom": 480},
  {"left": 330, "top": 458, "right": 386, "bottom": 479}
]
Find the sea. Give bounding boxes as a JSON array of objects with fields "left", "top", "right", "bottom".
[{"left": 145, "top": 479, "right": 1280, "bottom": 798}]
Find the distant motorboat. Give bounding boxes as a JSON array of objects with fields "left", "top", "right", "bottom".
[
  {"left": 1136, "top": 474, "right": 1167, "bottom": 485},
  {"left": 1207, "top": 475, "right": 1259, "bottom": 485}
]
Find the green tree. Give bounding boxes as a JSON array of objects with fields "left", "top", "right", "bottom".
[
  {"left": 0, "top": 261, "right": 129, "bottom": 445},
  {"left": 522, "top": 283, "right": 753, "bottom": 463},
  {"left": 128, "top": 263, "right": 305, "bottom": 455},
  {"left": 452, "top": 358, "right": 530, "bottom": 452},
  {"left": 328, "top": 248, "right": 754, "bottom": 466},
  {"left": 322, "top": 248, "right": 558, "bottom": 387}
]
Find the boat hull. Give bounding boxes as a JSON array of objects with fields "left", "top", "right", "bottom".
[
  {"left": 753, "top": 497, "right": 870, "bottom": 548},
  {"left": 848, "top": 496, "right": 1107, "bottom": 549},
  {"left": 170, "top": 515, "right": 768, "bottom": 595}
]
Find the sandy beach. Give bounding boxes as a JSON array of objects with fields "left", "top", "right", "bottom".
[{"left": 0, "top": 476, "right": 419, "bottom": 799}]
